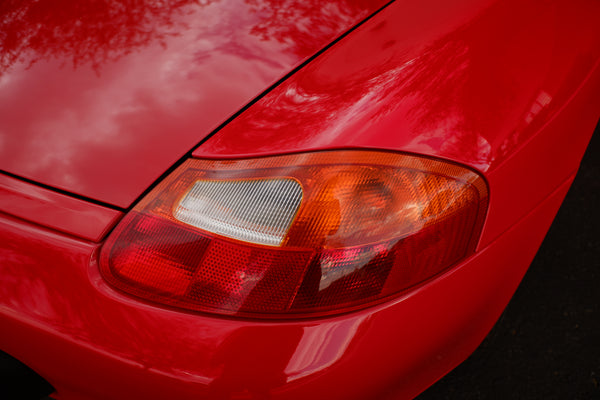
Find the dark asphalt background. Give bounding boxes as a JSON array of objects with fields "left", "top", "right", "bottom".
[{"left": 418, "top": 124, "right": 600, "bottom": 399}]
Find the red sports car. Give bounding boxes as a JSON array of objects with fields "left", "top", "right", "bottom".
[{"left": 1, "top": 0, "right": 599, "bottom": 399}]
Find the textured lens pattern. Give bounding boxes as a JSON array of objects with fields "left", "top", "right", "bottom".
[
  {"left": 174, "top": 178, "right": 302, "bottom": 246},
  {"left": 103, "top": 213, "right": 313, "bottom": 314},
  {"left": 108, "top": 215, "right": 210, "bottom": 298},
  {"left": 187, "top": 239, "right": 313, "bottom": 313},
  {"left": 291, "top": 204, "right": 478, "bottom": 313},
  {"left": 100, "top": 151, "right": 488, "bottom": 318},
  {"left": 286, "top": 166, "right": 477, "bottom": 248},
  {"left": 291, "top": 243, "right": 394, "bottom": 312}
]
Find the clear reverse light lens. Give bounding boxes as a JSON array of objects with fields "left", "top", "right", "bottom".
[{"left": 173, "top": 178, "right": 303, "bottom": 246}]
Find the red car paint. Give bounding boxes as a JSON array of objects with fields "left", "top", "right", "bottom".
[
  {"left": 0, "top": 1, "right": 599, "bottom": 399},
  {"left": 0, "top": 0, "right": 388, "bottom": 207},
  {"left": 0, "top": 174, "right": 122, "bottom": 241}
]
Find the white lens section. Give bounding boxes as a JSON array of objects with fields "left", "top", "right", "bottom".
[{"left": 173, "top": 178, "right": 303, "bottom": 246}]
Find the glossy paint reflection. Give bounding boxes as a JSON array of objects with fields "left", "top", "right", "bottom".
[
  {"left": 284, "top": 317, "right": 366, "bottom": 382},
  {"left": 0, "top": 0, "right": 206, "bottom": 75},
  {"left": 0, "top": 0, "right": 388, "bottom": 207},
  {"left": 196, "top": 0, "right": 600, "bottom": 172}
]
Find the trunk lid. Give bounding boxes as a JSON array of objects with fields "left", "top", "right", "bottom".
[{"left": 0, "top": 0, "right": 386, "bottom": 208}]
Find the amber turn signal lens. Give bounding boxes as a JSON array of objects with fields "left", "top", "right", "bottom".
[{"left": 100, "top": 150, "right": 488, "bottom": 318}]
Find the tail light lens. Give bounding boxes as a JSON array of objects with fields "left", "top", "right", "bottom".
[{"left": 100, "top": 150, "right": 487, "bottom": 318}]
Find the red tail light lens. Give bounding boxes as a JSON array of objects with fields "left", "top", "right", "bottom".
[{"left": 100, "top": 150, "right": 487, "bottom": 318}]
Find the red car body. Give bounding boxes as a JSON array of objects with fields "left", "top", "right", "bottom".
[{"left": 1, "top": 0, "right": 599, "bottom": 399}]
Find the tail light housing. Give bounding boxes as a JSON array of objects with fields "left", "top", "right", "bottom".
[{"left": 100, "top": 150, "right": 487, "bottom": 318}]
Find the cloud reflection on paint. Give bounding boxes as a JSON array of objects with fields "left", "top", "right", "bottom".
[{"left": 0, "top": 0, "right": 386, "bottom": 206}]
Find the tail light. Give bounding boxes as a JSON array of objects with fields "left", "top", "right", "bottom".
[{"left": 100, "top": 150, "right": 487, "bottom": 318}]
